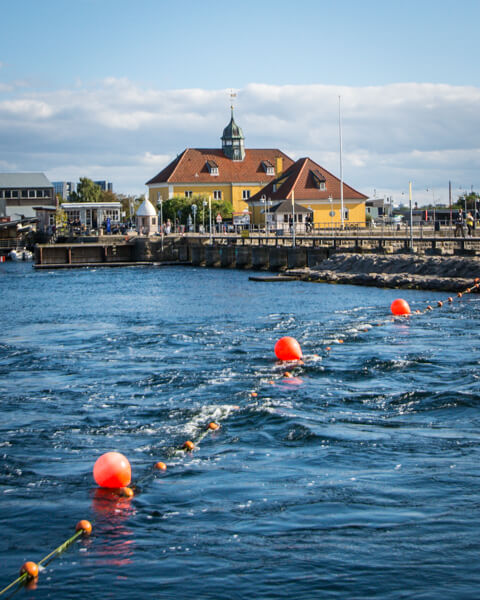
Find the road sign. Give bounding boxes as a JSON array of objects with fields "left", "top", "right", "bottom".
[{"left": 216, "top": 213, "right": 222, "bottom": 223}]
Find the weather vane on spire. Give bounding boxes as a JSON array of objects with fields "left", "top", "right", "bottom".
[{"left": 229, "top": 90, "right": 237, "bottom": 111}]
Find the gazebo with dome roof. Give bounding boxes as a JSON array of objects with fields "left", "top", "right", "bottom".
[{"left": 136, "top": 196, "right": 158, "bottom": 236}]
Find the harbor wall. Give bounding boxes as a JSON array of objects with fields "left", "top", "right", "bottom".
[{"left": 34, "top": 234, "right": 480, "bottom": 270}]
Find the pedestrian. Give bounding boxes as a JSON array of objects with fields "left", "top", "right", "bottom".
[
  {"left": 466, "top": 212, "right": 474, "bottom": 236},
  {"left": 455, "top": 209, "right": 465, "bottom": 237}
]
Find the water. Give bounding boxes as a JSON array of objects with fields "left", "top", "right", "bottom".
[{"left": 1, "top": 262, "right": 480, "bottom": 599}]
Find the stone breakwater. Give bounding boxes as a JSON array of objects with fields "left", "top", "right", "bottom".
[{"left": 287, "top": 253, "right": 480, "bottom": 292}]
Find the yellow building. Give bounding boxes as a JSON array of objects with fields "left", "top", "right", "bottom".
[
  {"left": 146, "top": 109, "right": 294, "bottom": 215},
  {"left": 248, "top": 156, "right": 368, "bottom": 229}
]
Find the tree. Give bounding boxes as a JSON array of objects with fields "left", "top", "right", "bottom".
[
  {"left": 70, "top": 178, "right": 102, "bottom": 203},
  {"left": 454, "top": 191, "right": 480, "bottom": 211},
  {"left": 160, "top": 194, "right": 233, "bottom": 226},
  {"left": 101, "top": 189, "right": 118, "bottom": 203}
]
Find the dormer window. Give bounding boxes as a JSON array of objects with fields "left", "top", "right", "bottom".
[
  {"left": 311, "top": 169, "right": 326, "bottom": 191},
  {"left": 206, "top": 160, "right": 219, "bottom": 176},
  {"left": 262, "top": 160, "right": 275, "bottom": 176}
]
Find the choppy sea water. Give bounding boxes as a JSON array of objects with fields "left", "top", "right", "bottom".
[{"left": 1, "top": 262, "right": 480, "bottom": 599}]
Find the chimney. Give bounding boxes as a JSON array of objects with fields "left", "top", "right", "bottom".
[{"left": 275, "top": 156, "right": 283, "bottom": 175}]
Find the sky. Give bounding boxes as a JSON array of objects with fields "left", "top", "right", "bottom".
[{"left": 1, "top": 0, "right": 479, "bottom": 206}]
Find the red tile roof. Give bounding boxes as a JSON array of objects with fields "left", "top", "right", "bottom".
[
  {"left": 249, "top": 157, "right": 368, "bottom": 202},
  {"left": 146, "top": 148, "right": 294, "bottom": 185}
]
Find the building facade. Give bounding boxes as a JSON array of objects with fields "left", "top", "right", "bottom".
[
  {"left": 146, "top": 109, "right": 294, "bottom": 215},
  {"left": 0, "top": 173, "right": 55, "bottom": 219},
  {"left": 52, "top": 181, "right": 76, "bottom": 201},
  {"left": 248, "top": 157, "right": 368, "bottom": 228},
  {"left": 61, "top": 202, "right": 121, "bottom": 230}
]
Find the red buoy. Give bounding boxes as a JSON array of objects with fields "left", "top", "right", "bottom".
[
  {"left": 93, "top": 452, "right": 131, "bottom": 488},
  {"left": 274, "top": 336, "right": 302, "bottom": 361},
  {"left": 390, "top": 298, "right": 411, "bottom": 316}
]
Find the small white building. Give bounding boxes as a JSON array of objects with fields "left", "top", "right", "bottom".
[
  {"left": 61, "top": 202, "right": 122, "bottom": 231},
  {"left": 136, "top": 197, "right": 158, "bottom": 236}
]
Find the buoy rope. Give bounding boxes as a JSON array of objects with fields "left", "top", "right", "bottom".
[
  {"left": 0, "top": 521, "right": 91, "bottom": 597},
  {"left": 3, "top": 279, "right": 478, "bottom": 595}
]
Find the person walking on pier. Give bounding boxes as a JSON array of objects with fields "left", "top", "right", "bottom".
[
  {"left": 455, "top": 209, "right": 465, "bottom": 237},
  {"left": 466, "top": 212, "right": 474, "bottom": 237}
]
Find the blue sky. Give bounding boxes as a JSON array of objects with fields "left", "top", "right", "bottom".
[{"left": 1, "top": 0, "right": 479, "bottom": 204}]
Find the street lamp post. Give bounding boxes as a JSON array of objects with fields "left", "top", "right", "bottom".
[
  {"left": 157, "top": 192, "right": 163, "bottom": 251},
  {"left": 329, "top": 196, "right": 333, "bottom": 234},
  {"left": 209, "top": 196, "right": 212, "bottom": 244},
  {"left": 261, "top": 195, "right": 267, "bottom": 235},
  {"left": 267, "top": 198, "right": 271, "bottom": 235},
  {"left": 426, "top": 188, "right": 436, "bottom": 234},
  {"left": 202, "top": 199, "right": 207, "bottom": 233},
  {"left": 191, "top": 203, "right": 197, "bottom": 233}
]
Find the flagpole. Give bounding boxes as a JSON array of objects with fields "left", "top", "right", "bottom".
[
  {"left": 409, "top": 182, "right": 413, "bottom": 252},
  {"left": 339, "top": 95, "right": 344, "bottom": 230}
]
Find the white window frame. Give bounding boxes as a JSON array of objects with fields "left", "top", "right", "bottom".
[
  {"left": 213, "top": 190, "right": 222, "bottom": 200},
  {"left": 242, "top": 190, "right": 250, "bottom": 200},
  {"left": 184, "top": 191, "right": 193, "bottom": 198}
]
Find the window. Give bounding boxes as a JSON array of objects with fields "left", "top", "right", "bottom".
[
  {"left": 262, "top": 160, "right": 275, "bottom": 176},
  {"left": 206, "top": 160, "right": 219, "bottom": 176},
  {"left": 11, "top": 190, "right": 18, "bottom": 198},
  {"left": 152, "top": 217, "right": 156, "bottom": 225},
  {"left": 29, "top": 190, "right": 35, "bottom": 198},
  {"left": 344, "top": 208, "right": 349, "bottom": 221},
  {"left": 272, "top": 184, "right": 277, "bottom": 193},
  {"left": 21, "top": 190, "right": 28, "bottom": 198},
  {"left": 213, "top": 190, "right": 222, "bottom": 200},
  {"left": 5, "top": 190, "right": 11, "bottom": 198},
  {"left": 242, "top": 190, "right": 250, "bottom": 200},
  {"left": 185, "top": 191, "right": 193, "bottom": 198},
  {"left": 319, "top": 182, "right": 326, "bottom": 191},
  {"left": 37, "top": 190, "right": 44, "bottom": 198}
]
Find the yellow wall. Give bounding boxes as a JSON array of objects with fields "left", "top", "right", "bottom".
[
  {"left": 149, "top": 184, "right": 266, "bottom": 215},
  {"left": 249, "top": 200, "right": 366, "bottom": 227}
]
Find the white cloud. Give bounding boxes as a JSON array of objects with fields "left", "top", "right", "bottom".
[{"left": 0, "top": 79, "right": 479, "bottom": 201}]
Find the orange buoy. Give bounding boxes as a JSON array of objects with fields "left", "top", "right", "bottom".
[
  {"left": 269, "top": 380, "right": 275, "bottom": 385},
  {"left": 426, "top": 305, "right": 433, "bottom": 310},
  {"left": 447, "top": 297, "right": 453, "bottom": 303},
  {"left": 274, "top": 336, "right": 302, "bottom": 361},
  {"left": 325, "top": 346, "right": 331, "bottom": 351},
  {"left": 466, "top": 288, "right": 471, "bottom": 293},
  {"left": 415, "top": 310, "right": 421, "bottom": 314},
  {"left": 390, "top": 298, "right": 411, "bottom": 316},
  {"left": 475, "top": 277, "right": 480, "bottom": 283},
  {"left": 183, "top": 440, "right": 195, "bottom": 451},
  {"left": 338, "top": 339, "right": 344, "bottom": 344},
  {"left": 251, "top": 392, "right": 258, "bottom": 397},
  {"left": 208, "top": 422, "right": 220, "bottom": 430},
  {"left": 155, "top": 461, "right": 167, "bottom": 470},
  {"left": 93, "top": 452, "right": 131, "bottom": 488},
  {"left": 76, "top": 519, "right": 92, "bottom": 535},
  {"left": 458, "top": 292, "right": 463, "bottom": 297},
  {"left": 20, "top": 562, "right": 39, "bottom": 579},
  {"left": 437, "top": 301, "right": 443, "bottom": 307},
  {"left": 119, "top": 486, "right": 134, "bottom": 498}
]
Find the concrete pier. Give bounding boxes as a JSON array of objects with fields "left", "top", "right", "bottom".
[{"left": 34, "top": 233, "right": 480, "bottom": 270}]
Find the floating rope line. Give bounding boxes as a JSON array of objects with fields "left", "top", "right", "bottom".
[
  {"left": 3, "top": 279, "right": 479, "bottom": 595},
  {"left": 0, "top": 520, "right": 92, "bottom": 597}
]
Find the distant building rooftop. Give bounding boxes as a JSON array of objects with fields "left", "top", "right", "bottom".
[{"left": 0, "top": 173, "right": 53, "bottom": 188}]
